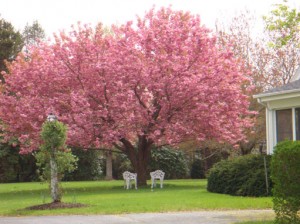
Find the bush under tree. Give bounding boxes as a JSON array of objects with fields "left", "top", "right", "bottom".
[
  {"left": 271, "top": 141, "right": 300, "bottom": 224},
  {"left": 0, "top": 143, "right": 38, "bottom": 183},
  {"left": 190, "top": 159, "right": 205, "bottom": 179},
  {"left": 63, "top": 148, "right": 103, "bottom": 181},
  {"left": 149, "top": 146, "right": 189, "bottom": 179},
  {"left": 112, "top": 153, "right": 134, "bottom": 180},
  {"left": 207, "top": 154, "right": 272, "bottom": 197}
]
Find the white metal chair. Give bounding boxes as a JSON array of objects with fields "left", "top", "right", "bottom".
[
  {"left": 150, "top": 170, "right": 165, "bottom": 189},
  {"left": 122, "top": 171, "right": 137, "bottom": 190}
]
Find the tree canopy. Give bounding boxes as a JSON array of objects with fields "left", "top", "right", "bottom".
[{"left": 0, "top": 7, "right": 253, "bottom": 185}]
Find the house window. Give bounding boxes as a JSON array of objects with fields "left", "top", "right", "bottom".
[{"left": 276, "top": 109, "right": 293, "bottom": 142}]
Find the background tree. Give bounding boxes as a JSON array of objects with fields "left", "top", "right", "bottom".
[
  {"left": 263, "top": 1, "right": 300, "bottom": 84},
  {"left": 0, "top": 7, "right": 253, "bottom": 186},
  {"left": 22, "top": 20, "right": 45, "bottom": 55},
  {"left": 215, "top": 11, "right": 266, "bottom": 155},
  {"left": 0, "top": 18, "right": 27, "bottom": 183},
  {"left": 263, "top": 1, "right": 300, "bottom": 48},
  {"left": 215, "top": 4, "right": 300, "bottom": 155},
  {"left": 0, "top": 18, "right": 23, "bottom": 79}
]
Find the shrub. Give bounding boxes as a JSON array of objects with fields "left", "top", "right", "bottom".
[
  {"left": 0, "top": 143, "right": 38, "bottom": 183},
  {"left": 190, "top": 159, "right": 205, "bottom": 179},
  {"left": 207, "top": 154, "right": 272, "bottom": 197},
  {"left": 272, "top": 140, "right": 300, "bottom": 224},
  {"left": 63, "top": 148, "right": 103, "bottom": 181},
  {"left": 112, "top": 153, "right": 133, "bottom": 179},
  {"left": 149, "top": 146, "right": 189, "bottom": 179}
]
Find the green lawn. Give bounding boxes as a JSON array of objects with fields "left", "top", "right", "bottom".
[
  {"left": 236, "top": 221, "right": 274, "bottom": 224},
  {"left": 0, "top": 179, "right": 272, "bottom": 216}
]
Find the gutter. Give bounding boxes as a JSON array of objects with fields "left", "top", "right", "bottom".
[
  {"left": 253, "top": 88, "right": 300, "bottom": 99},
  {"left": 256, "top": 97, "right": 270, "bottom": 110}
]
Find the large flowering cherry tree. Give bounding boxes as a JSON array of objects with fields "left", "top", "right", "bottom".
[{"left": 0, "top": 8, "right": 253, "bottom": 186}]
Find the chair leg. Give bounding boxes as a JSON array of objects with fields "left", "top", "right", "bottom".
[{"left": 127, "top": 180, "right": 130, "bottom": 190}]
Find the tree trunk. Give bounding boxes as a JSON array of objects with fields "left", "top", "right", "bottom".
[
  {"left": 135, "top": 150, "right": 150, "bottom": 186},
  {"left": 240, "top": 140, "right": 256, "bottom": 155},
  {"left": 105, "top": 150, "right": 113, "bottom": 180},
  {"left": 121, "top": 136, "right": 152, "bottom": 187},
  {"left": 50, "top": 152, "right": 60, "bottom": 203}
]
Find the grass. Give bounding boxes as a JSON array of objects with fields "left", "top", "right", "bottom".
[
  {"left": 236, "top": 221, "right": 274, "bottom": 224},
  {"left": 0, "top": 179, "right": 272, "bottom": 216}
]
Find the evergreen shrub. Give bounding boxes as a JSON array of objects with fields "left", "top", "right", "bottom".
[
  {"left": 272, "top": 140, "right": 300, "bottom": 224},
  {"left": 207, "top": 154, "right": 272, "bottom": 197},
  {"left": 149, "top": 146, "right": 189, "bottom": 179},
  {"left": 63, "top": 148, "right": 103, "bottom": 181},
  {"left": 190, "top": 159, "right": 205, "bottom": 179}
]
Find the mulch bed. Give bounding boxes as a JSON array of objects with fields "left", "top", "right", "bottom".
[{"left": 26, "top": 202, "right": 87, "bottom": 210}]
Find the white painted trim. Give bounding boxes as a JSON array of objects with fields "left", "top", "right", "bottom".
[
  {"left": 271, "top": 110, "right": 276, "bottom": 154},
  {"left": 266, "top": 108, "right": 270, "bottom": 154},
  {"left": 266, "top": 108, "right": 276, "bottom": 154},
  {"left": 256, "top": 92, "right": 300, "bottom": 103},
  {"left": 270, "top": 107, "right": 298, "bottom": 154},
  {"left": 292, "top": 108, "right": 296, "bottom": 141},
  {"left": 253, "top": 89, "right": 300, "bottom": 99}
]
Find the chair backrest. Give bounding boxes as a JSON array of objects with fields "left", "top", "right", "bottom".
[
  {"left": 123, "top": 171, "right": 137, "bottom": 180},
  {"left": 150, "top": 170, "right": 165, "bottom": 179}
]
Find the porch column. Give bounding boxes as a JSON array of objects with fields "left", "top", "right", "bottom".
[{"left": 266, "top": 108, "right": 276, "bottom": 154}]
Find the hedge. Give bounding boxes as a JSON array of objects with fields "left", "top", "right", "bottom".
[
  {"left": 207, "top": 154, "right": 272, "bottom": 197},
  {"left": 272, "top": 140, "right": 300, "bottom": 224}
]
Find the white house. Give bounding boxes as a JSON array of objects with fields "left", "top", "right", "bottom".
[{"left": 254, "top": 78, "right": 300, "bottom": 154}]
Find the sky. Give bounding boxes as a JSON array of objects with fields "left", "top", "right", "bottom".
[{"left": 1, "top": 0, "right": 300, "bottom": 37}]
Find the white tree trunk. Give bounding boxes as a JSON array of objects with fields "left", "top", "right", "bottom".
[
  {"left": 105, "top": 151, "right": 113, "bottom": 180},
  {"left": 50, "top": 153, "right": 60, "bottom": 202}
]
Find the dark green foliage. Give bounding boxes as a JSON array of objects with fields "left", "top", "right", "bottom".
[
  {"left": 0, "top": 143, "right": 19, "bottom": 182},
  {"left": 149, "top": 146, "right": 189, "bottom": 179},
  {"left": 112, "top": 153, "right": 133, "bottom": 179},
  {"left": 40, "top": 121, "right": 67, "bottom": 151},
  {"left": 64, "top": 148, "right": 103, "bottom": 181},
  {"left": 0, "top": 18, "right": 23, "bottom": 76},
  {"left": 207, "top": 154, "right": 272, "bottom": 197},
  {"left": 272, "top": 141, "right": 300, "bottom": 224},
  {"left": 0, "top": 143, "right": 38, "bottom": 183},
  {"left": 190, "top": 159, "right": 205, "bottom": 179}
]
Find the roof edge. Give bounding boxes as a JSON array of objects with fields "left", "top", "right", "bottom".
[{"left": 253, "top": 88, "right": 300, "bottom": 99}]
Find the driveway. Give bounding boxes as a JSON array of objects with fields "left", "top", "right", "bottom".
[{"left": 0, "top": 210, "right": 274, "bottom": 224}]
